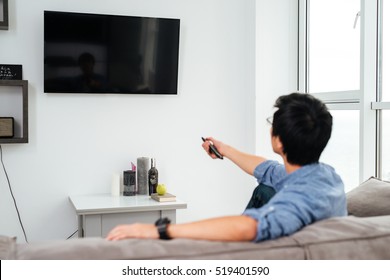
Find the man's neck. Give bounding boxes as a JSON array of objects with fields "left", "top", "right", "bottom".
[
  {"left": 281, "top": 155, "right": 302, "bottom": 174},
  {"left": 285, "top": 163, "right": 301, "bottom": 174}
]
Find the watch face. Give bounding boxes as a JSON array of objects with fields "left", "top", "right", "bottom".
[
  {"left": 155, "top": 217, "right": 171, "bottom": 239},
  {"left": 155, "top": 217, "right": 171, "bottom": 226}
]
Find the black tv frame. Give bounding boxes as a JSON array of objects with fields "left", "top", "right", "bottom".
[{"left": 44, "top": 10, "right": 180, "bottom": 95}]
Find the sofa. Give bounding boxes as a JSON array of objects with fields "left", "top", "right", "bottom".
[{"left": 1, "top": 177, "right": 390, "bottom": 260}]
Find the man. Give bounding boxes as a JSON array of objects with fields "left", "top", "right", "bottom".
[{"left": 106, "top": 93, "right": 347, "bottom": 242}]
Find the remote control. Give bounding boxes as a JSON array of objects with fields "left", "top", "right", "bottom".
[{"left": 202, "top": 137, "right": 223, "bottom": 159}]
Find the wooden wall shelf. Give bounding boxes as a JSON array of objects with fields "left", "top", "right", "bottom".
[{"left": 0, "top": 80, "right": 28, "bottom": 143}]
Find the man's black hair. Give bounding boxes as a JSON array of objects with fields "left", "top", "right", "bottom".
[{"left": 272, "top": 93, "right": 332, "bottom": 165}]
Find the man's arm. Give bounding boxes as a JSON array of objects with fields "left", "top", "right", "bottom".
[
  {"left": 106, "top": 215, "right": 258, "bottom": 242},
  {"left": 203, "top": 137, "right": 267, "bottom": 176}
]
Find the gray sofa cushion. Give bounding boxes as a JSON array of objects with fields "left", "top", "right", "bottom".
[
  {"left": 347, "top": 177, "right": 390, "bottom": 217},
  {"left": 292, "top": 215, "right": 390, "bottom": 259},
  {"left": 5, "top": 215, "right": 390, "bottom": 260},
  {"left": 15, "top": 234, "right": 303, "bottom": 260}
]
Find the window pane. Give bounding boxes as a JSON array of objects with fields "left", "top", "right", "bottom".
[
  {"left": 383, "top": 0, "right": 390, "bottom": 101},
  {"left": 382, "top": 111, "right": 390, "bottom": 180},
  {"left": 309, "top": 0, "right": 360, "bottom": 93},
  {"left": 381, "top": 2, "right": 390, "bottom": 180},
  {"left": 321, "top": 110, "right": 360, "bottom": 192}
]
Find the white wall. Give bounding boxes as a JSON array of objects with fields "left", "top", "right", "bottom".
[
  {"left": 0, "top": 0, "right": 257, "bottom": 242},
  {"left": 255, "top": 0, "right": 298, "bottom": 158},
  {"left": 0, "top": 0, "right": 297, "bottom": 242}
]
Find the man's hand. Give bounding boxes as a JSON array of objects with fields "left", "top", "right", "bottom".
[
  {"left": 106, "top": 223, "right": 159, "bottom": 241},
  {"left": 202, "top": 137, "right": 225, "bottom": 159},
  {"left": 202, "top": 136, "right": 266, "bottom": 176}
]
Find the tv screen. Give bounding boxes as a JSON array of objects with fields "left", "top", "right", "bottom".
[{"left": 44, "top": 11, "right": 180, "bottom": 94}]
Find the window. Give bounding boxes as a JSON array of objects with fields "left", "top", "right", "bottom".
[
  {"left": 301, "top": 0, "right": 365, "bottom": 190},
  {"left": 382, "top": 0, "right": 390, "bottom": 101},
  {"left": 321, "top": 110, "right": 360, "bottom": 192},
  {"left": 382, "top": 111, "right": 390, "bottom": 180},
  {"left": 380, "top": 0, "right": 390, "bottom": 180},
  {"left": 302, "top": 0, "right": 390, "bottom": 186},
  {"left": 308, "top": 0, "right": 360, "bottom": 93}
]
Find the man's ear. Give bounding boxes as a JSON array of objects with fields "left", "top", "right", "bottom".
[{"left": 274, "top": 136, "right": 284, "bottom": 154}]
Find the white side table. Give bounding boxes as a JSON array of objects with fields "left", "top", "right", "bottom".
[{"left": 69, "top": 194, "right": 187, "bottom": 238}]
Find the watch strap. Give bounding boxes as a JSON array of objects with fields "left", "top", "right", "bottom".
[{"left": 155, "top": 217, "right": 171, "bottom": 240}]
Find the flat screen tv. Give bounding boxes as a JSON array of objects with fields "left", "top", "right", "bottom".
[{"left": 44, "top": 11, "right": 180, "bottom": 94}]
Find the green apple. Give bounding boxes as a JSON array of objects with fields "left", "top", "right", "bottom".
[{"left": 156, "top": 184, "right": 167, "bottom": 195}]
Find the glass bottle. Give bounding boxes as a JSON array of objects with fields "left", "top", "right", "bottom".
[{"left": 148, "top": 158, "right": 158, "bottom": 195}]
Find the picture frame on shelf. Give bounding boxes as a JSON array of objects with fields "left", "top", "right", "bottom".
[{"left": 0, "top": 0, "right": 9, "bottom": 30}]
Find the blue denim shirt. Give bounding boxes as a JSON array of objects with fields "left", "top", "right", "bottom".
[{"left": 243, "top": 160, "right": 347, "bottom": 242}]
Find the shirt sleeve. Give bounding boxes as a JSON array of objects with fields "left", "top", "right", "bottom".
[
  {"left": 243, "top": 180, "right": 341, "bottom": 242},
  {"left": 243, "top": 198, "right": 307, "bottom": 242},
  {"left": 253, "top": 160, "right": 287, "bottom": 191},
  {"left": 244, "top": 163, "right": 347, "bottom": 242}
]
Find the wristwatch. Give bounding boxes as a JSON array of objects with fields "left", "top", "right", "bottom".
[{"left": 155, "top": 217, "right": 172, "bottom": 240}]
